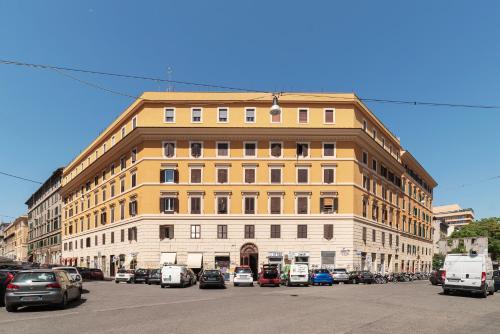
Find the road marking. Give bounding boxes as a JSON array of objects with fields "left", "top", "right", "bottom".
[
  {"left": 0, "top": 311, "right": 80, "bottom": 324},
  {"left": 93, "top": 297, "right": 216, "bottom": 313}
]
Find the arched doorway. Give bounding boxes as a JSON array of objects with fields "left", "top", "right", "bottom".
[{"left": 240, "top": 243, "right": 258, "bottom": 280}]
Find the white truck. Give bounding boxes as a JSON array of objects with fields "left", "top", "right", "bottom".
[
  {"left": 161, "top": 265, "right": 190, "bottom": 288},
  {"left": 287, "top": 264, "right": 309, "bottom": 286},
  {"left": 442, "top": 253, "right": 495, "bottom": 297}
]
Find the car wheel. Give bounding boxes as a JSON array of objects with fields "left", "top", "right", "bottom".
[
  {"left": 352, "top": 279, "right": 357, "bottom": 284},
  {"left": 5, "top": 303, "right": 17, "bottom": 312},
  {"left": 443, "top": 289, "right": 450, "bottom": 295},
  {"left": 488, "top": 287, "right": 494, "bottom": 296},
  {"left": 58, "top": 293, "right": 68, "bottom": 309},
  {"left": 199, "top": 284, "right": 203, "bottom": 289},
  {"left": 161, "top": 284, "right": 165, "bottom": 289},
  {"left": 115, "top": 281, "right": 119, "bottom": 284}
]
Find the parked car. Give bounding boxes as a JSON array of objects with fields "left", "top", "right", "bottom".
[
  {"left": 0, "top": 270, "right": 16, "bottom": 307},
  {"left": 187, "top": 268, "right": 197, "bottom": 285},
  {"left": 442, "top": 254, "right": 495, "bottom": 297},
  {"left": 331, "top": 268, "right": 349, "bottom": 284},
  {"left": 493, "top": 270, "right": 500, "bottom": 292},
  {"left": 134, "top": 269, "right": 150, "bottom": 284},
  {"left": 89, "top": 268, "right": 104, "bottom": 280},
  {"left": 233, "top": 266, "right": 254, "bottom": 287},
  {"left": 115, "top": 269, "right": 135, "bottom": 284},
  {"left": 199, "top": 269, "right": 225, "bottom": 289},
  {"left": 77, "top": 267, "right": 90, "bottom": 280},
  {"left": 52, "top": 267, "right": 83, "bottom": 292},
  {"left": 4, "top": 269, "right": 81, "bottom": 312},
  {"left": 429, "top": 269, "right": 445, "bottom": 285},
  {"left": 287, "top": 264, "right": 309, "bottom": 287},
  {"left": 147, "top": 269, "right": 162, "bottom": 285},
  {"left": 161, "top": 265, "right": 191, "bottom": 288},
  {"left": 348, "top": 271, "right": 374, "bottom": 284},
  {"left": 310, "top": 269, "right": 333, "bottom": 286},
  {"left": 258, "top": 264, "right": 281, "bottom": 287}
]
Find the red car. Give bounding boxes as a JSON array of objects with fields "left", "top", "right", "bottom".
[
  {"left": 258, "top": 264, "right": 281, "bottom": 287},
  {"left": 89, "top": 269, "right": 104, "bottom": 280}
]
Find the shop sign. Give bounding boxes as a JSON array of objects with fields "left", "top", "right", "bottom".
[{"left": 268, "top": 251, "right": 282, "bottom": 257}]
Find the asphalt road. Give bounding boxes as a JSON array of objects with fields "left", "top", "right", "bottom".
[{"left": 0, "top": 280, "right": 499, "bottom": 334}]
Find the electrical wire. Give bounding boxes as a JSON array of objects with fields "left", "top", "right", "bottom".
[{"left": 0, "top": 171, "right": 42, "bottom": 184}]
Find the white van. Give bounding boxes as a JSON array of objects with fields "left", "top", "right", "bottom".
[
  {"left": 287, "top": 264, "right": 309, "bottom": 286},
  {"left": 443, "top": 253, "right": 495, "bottom": 297},
  {"left": 161, "top": 265, "right": 190, "bottom": 288}
]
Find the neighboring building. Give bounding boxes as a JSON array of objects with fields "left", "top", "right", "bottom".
[
  {"left": 61, "top": 92, "right": 436, "bottom": 277},
  {"left": 0, "top": 222, "right": 10, "bottom": 257},
  {"left": 3, "top": 216, "right": 29, "bottom": 262},
  {"left": 433, "top": 204, "right": 475, "bottom": 236},
  {"left": 25, "top": 168, "right": 63, "bottom": 265},
  {"left": 437, "top": 237, "right": 488, "bottom": 255},
  {"left": 432, "top": 218, "right": 448, "bottom": 254}
]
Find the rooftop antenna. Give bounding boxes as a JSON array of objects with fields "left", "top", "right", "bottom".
[{"left": 166, "top": 66, "right": 174, "bottom": 92}]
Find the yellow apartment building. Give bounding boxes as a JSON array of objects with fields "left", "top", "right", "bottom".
[
  {"left": 3, "top": 216, "right": 29, "bottom": 262},
  {"left": 60, "top": 92, "right": 436, "bottom": 277}
]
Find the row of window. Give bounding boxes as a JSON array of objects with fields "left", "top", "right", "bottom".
[
  {"left": 28, "top": 234, "right": 61, "bottom": 250},
  {"left": 162, "top": 141, "right": 336, "bottom": 159},
  {"left": 164, "top": 107, "right": 336, "bottom": 125},
  {"left": 361, "top": 227, "right": 432, "bottom": 255}
]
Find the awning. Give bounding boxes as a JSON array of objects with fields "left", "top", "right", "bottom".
[
  {"left": 187, "top": 253, "right": 203, "bottom": 269},
  {"left": 160, "top": 252, "right": 176, "bottom": 265}
]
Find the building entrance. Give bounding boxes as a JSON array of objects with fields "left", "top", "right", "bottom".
[{"left": 240, "top": 243, "right": 258, "bottom": 280}]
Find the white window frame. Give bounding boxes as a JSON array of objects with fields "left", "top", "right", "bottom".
[
  {"left": 243, "top": 167, "right": 257, "bottom": 184},
  {"left": 162, "top": 141, "right": 176, "bottom": 158},
  {"left": 164, "top": 107, "right": 176, "bottom": 123},
  {"left": 322, "top": 142, "right": 336, "bottom": 158},
  {"left": 188, "top": 195, "right": 204, "bottom": 215},
  {"left": 269, "top": 141, "right": 283, "bottom": 158},
  {"left": 322, "top": 166, "right": 336, "bottom": 184},
  {"left": 297, "top": 107, "right": 309, "bottom": 124},
  {"left": 244, "top": 107, "right": 256, "bottom": 123},
  {"left": 268, "top": 195, "right": 284, "bottom": 215},
  {"left": 189, "top": 141, "right": 203, "bottom": 158},
  {"left": 242, "top": 195, "right": 258, "bottom": 214},
  {"left": 132, "top": 116, "right": 137, "bottom": 129},
  {"left": 216, "top": 167, "right": 230, "bottom": 184},
  {"left": 121, "top": 126, "right": 126, "bottom": 139},
  {"left": 295, "top": 195, "right": 311, "bottom": 215},
  {"left": 189, "top": 167, "right": 203, "bottom": 184},
  {"left": 162, "top": 169, "right": 176, "bottom": 184},
  {"left": 190, "top": 224, "right": 201, "bottom": 239},
  {"left": 217, "top": 107, "right": 229, "bottom": 123},
  {"left": 269, "top": 167, "right": 282, "bottom": 184},
  {"left": 191, "top": 107, "right": 203, "bottom": 123},
  {"left": 215, "top": 195, "right": 230, "bottom": 215},
  {"left": 323, "top": 108, "right": 335, "bottom": 124},
  {"left": 131, "top": 147, "right": 137, "bottom": 164},
  {"left": 216, "top": 141, "right": 230, "bottom": 158},
  {"left": 243, "top": 141, "right": 258, "bottom": 158},
  {"left": 296, "top": 167, "right": 310, "bottom": 184}
]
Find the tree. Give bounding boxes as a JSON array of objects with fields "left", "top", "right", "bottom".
[
  {"left": 432, "top": 253, "right": 445, "bottom": 270},
  {"left": 450, "top": 217, "right": 500, "bottom": 260}
]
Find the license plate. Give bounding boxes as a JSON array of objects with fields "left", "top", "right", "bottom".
[
  {"left": 22, "top": 296, "right": 41, "bottom": 302},
  {"left": 165, "top": 276, "right": 171, "bottom": 281},
  {"left": 448, "top": 278, "right": 460, "bottom": 282},
  {"left": 208, "top": 278, "right": 217, "bottom": 281}
]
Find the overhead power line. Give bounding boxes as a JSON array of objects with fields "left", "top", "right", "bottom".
[
  {"left": 2, "top": 58, "right": 500, "bottom": 110},
  {"left": 0, "top": 171, "right": 42, "bottom": 184}
]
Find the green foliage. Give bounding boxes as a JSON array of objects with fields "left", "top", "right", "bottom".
[
  {"left": 432, "top": 253, "right": 445, "bottom": 270},
  {"left": 450, "top": 217, "right": 500, "bottom": 260}
]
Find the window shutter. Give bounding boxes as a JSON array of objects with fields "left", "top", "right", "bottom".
[
  {"left": 271, "top": 143, "right": 281, "bottom": 157},
  {"left": 298, "top": 169, "right": 308, "bottom": 183},
  {"left": 191, "top": 169, "right": 201, "bottom": 183},
  {"left": 129, "top": 202, "right": 132, "bottom": 216},
  {"left": 174, "top": 198, "right": 179, "bottom": 213},
  {"left": 160, "top": 198, "right": 165, "bottom": 213},
  {"left": 128, "top": 228, "right": 132, "bottom": 241},
  {"left": 271, "top": 169, "right": 280, "bottom": 183},
  {"left": 270, "top": 197, "right": 280, "bottom": 214},
  {"left": 245, "top": 169, "right": 254, "bottom": 183},
  {"left": 325, "top": 109, "right": 334, "bottom": 123},
  {"left": 298, "top": 197, "right": 307, "bottom": 214},
  {"left": 174, "top": 170, "right": 179, "bottom": 183},
  {"left": 218, "top": 169, "right": 228, "bottom": 183},
  {"left": 299, "top": 109, "right": 308, "bottom": 123},
  {"left": 160, "top": 170, "right": 165, "bottom": 183}
]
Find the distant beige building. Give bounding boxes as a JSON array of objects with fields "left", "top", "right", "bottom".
[
  {"left": 432, "top": 218, "right": 448, "bottom": 254},
  {"left": 3, "top": 216, "right": 29, "bottom": 262},
  {"left": 437, "top": 237, "right": 488, "bottom": 255},
  {"left": 433, "top": 204, "right": 474, "bottom": 236}
]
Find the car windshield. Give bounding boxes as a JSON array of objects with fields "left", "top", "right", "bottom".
[
  {"left": 314, "top": 269, "right": 330, "bottom": 274},
  {"left": 14, "top": 272, "right": 56, "bottom": 283},
  {"left": 59, "top": 268, "right": 78, "bottom": 274},
  {"left": 203, "top": 270, "right": 220, "bottom": 276},
  {"left": 235, "top": 268, "right": 252, "bottom": 274},
  {"left": 118, "top": 269, "right": 128, "bottom": 274},
  {"left": 136, "top": 269, "right": 148, "bottom": 274},
  {"left": 334, "top": 269, "right": 347, "bottom": 273},
  {"left": 263, "top": 270, "right": 279, "bottom": 279}
]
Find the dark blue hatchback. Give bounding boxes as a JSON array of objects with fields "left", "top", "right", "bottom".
[{"left": 310, "top": 269, "right": 333, "bottom": 286}]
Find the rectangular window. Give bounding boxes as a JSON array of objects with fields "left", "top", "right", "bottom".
[
  {"left": 244, "top": 142, "right": 256, "bottom": 157},
  {"left": 270, "top": 197, "right": 281, "bottom": 214},
  {"left": 191, "top": 108, "right": 202, "bottom": 122},
  {"left": 297, "top": 225, "right": 308, "bottom": 238},
  {"left": 163, "top": 142, "right": 175, "bottom": 158},
  {"left": 164, "top": 108, "right": 175, "bottom": 123},
  {"left": 372, "top": 159, "right": 377, "bottom": 171},
  {"left": 190, "top": 225, "right": 201, "bottom": 239},
  {"left": 244, "top": 225, "right": 255, "bottom": 238},
  {"left": 244, "top": 168, "right": 255, "bottom": 184},
  {"left": 270, "top": 168, "right": 281, "bottom": 183},
  {"left": 217, "top": 225, "right": 228, "bottom": 239},
  {"left": 270, "top": 142, "right": 282, "bottom": 158},
  {"left": 362, "top": 151, "right": 368, "bottom": 164},
  {"left": 323, "top": 143, "right": 335, "bottom": 157},
  {"left": 217, "top": 168, "right": 228, "bottom": 184},
  {"left": 217, "top": 197, "right": 228, "bottom": 214},
  {"left": 270, "top": 224, "right": 281, "bottom": 238},
  {"left": 100, "top": 211, "right": 107, "bottom": 225},
  {"left": 217, "top": 107, "right": 228, "bottom": 122},
  {"left": 298, "top": 108, "right": 308, "bottom": 123},
  {"left": 131, "top": 148, "right": 137, "bottom": 163},
  {"left": 296, "top": 143, "right": 309, "bottom": 157},
  {"left": 160, "top": 197, "right": 178, "bottom": 214},
  {"left": 120, "top": 178, "right": 125, "bottom": 193},
  {"left": 362, "top": 227, "right": 367, "bottom": 242},
  {"left": 244, "top": 197, "right": 255, "bottom": 214},
  {"left": 382, "top": 232, "right": 385, "bottom": 246},
  {"left": 297, "top": 168, "right": 308, "bottom": 183},
  {"left": 159, "top": 225, "right": 174, "bottom": 240},
  {"left": 102, "top": 188, "right": 107, "bottom": 201},
  {"left": 216, "top": 142, "right": 229, "bottom": 157},
  {"left": 121, "top": 126, "right": 126, "bottom": 138},
  {"left": 245, "top": 108, "right": 255, "bottom": 123},
  {"left": 324, "top": 109, "right": 335, "bottom": 123},
  {"left": 323, "top": 168, "right": 335, "bottom": 184},
  {"left": 297, "top": 197, "right": 308, "bottom": 214},
  {"left": 120, "top": 157, "right": 126, "bottom": 170},
  {"left": 120, "top": 229, "right": 125, "bottom": 242},
  {"left": 131, "top": 173, "right": 137, "bottom": 188},
  {"left": 363, "top": 175, "right": 370, "bottom": 191},
  {"left": 320, "top": 197, "right": 338, "bottom": 214},
  {"left": 324, "top": 224, "right": 334, "bottom": 240},
  {"left": 372, "top": 229, "right": 376, "bottom": 242},
  {"left": 160, "top": 169, "right": 177, "bottom": 183},
  {"left": 190, "top": 197, "right": 201, "bottom": 214},
  {"left": 190, "top": 168, "right": 202, "bottom": 183},
  {"left": 111, "top": 231, "right": 115, "bottom": 243},
  {"left": 128, "top": 227, "right": 137, "bottom": 241},
  {"left": 132, "top": 116, "right": 137, "bottom": 129},
  {"left": 102, "top": 233, "right": 106, "bottom": 245},
  {"left": 129, "top": 200, "right": 138, "bottom": 216},
  {"left": 110, "top": 206, "right": 115, "bottom": 223},
  {"left": 190, "top": 142, "right": 202, "bottom": 158},
  {"left": 111, "top": 183, "right": 115, "bottom": 197}
]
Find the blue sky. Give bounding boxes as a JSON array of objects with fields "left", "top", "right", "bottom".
[{"left": 0, "top": 1, "right": 499, "bottom": 221}]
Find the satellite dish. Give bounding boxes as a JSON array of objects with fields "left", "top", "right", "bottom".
[{"left": 270, "top": 95, "right": 281, "bottom": 115}]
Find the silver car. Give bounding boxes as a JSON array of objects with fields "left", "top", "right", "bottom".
[
  {"left": 4, "top": 269, "right": 81, "bottom": 312},
  {"left": 52, "top": 266, "right": 83, "bottom": 293},
  {"left": 331, "top": 268, "right": 349, "bottom": 283}
]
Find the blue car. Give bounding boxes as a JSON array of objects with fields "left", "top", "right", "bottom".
[{"left": 310, "top": 269, "right": 333, "bottom": 286}]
